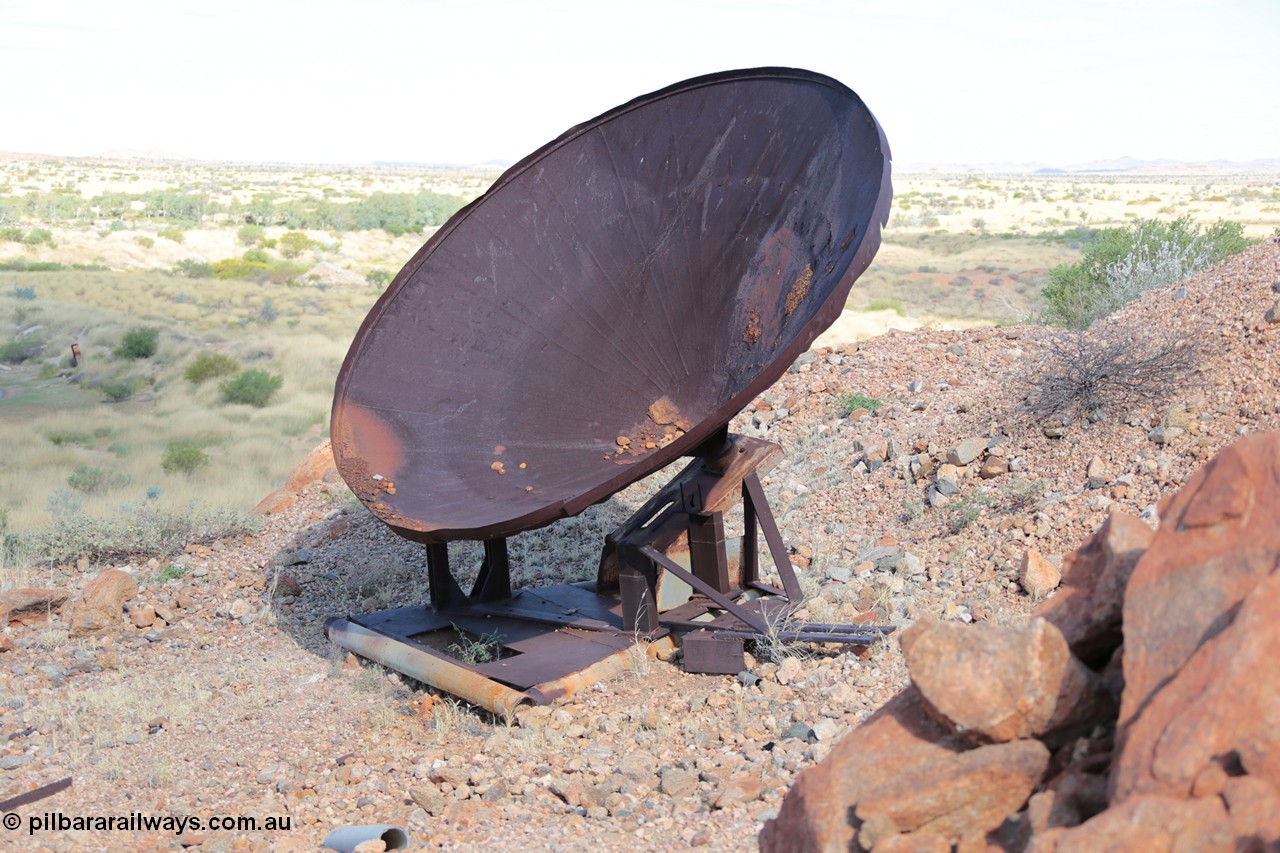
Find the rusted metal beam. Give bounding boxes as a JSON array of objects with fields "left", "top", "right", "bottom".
[{"left": 326, "top": 618, "right": 534, "bottom": 717}]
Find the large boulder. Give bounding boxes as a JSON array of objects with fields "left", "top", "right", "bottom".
[
  {"left": 283, "top": 438, "right": 338, "bottom": 492},
  {"left": 1026, "top": 793, "right": 1232, "bottom": 852},
  {"left": 1117, "top": 433, "right": 1280, "bottom": 735},
  {"left": 1111, "top": 570, "right": 1280, "bottom": 801},
  {"left": 0, "top": 587, "right": 69, "bottom": 625},
  {"left": 900, "top": 618, "right": 1110, "bottom": 745},
  {"left": 760, "top": 687, "right": 970, "bottom": 853},
  {"left": 853, "top": 738, "right": 1049, "bottom": 842},
  {"left": 67, "top": 569, "right": 138, "bottom": 637},
  {"left": 254, "top": 439, "right": 339, "bottom": 515},
  {"left": 1033, "top": 511, "right": 1152, "bottom": 667}
]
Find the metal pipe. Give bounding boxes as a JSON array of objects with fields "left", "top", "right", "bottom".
[
  {"left": 321, "top": 824, "right": 408, "bottom": 852},
  {"left": 530, "top": 635, "right": 678, "bottom": 704},
  {"left": 326, "top": 618, "right": 533, "bottom": 717}
]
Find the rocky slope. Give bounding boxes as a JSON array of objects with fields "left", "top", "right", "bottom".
[
  {"left": 761, "top": 431, "right": 1280, "bottom": 851},
  {"left": 0, "top": 239, "right": 1276, "bottom": 851}
]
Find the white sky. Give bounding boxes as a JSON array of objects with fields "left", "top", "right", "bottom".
[{"left": 2, "top": 0, "right": 1276, "bottom": 167}]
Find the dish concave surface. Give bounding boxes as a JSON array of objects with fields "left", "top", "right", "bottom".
[{"left": 332, "top": 66, "right": 892, "bottom": 542}]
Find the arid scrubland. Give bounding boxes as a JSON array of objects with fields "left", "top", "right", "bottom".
[
  {"left": 1, "top": 156, "right": 1278, "bottom": 568},
  {"left": 1, "top": 152, "right": 1280, "bottom": 850}
]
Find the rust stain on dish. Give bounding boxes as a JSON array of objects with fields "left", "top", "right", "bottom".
[
  {"left": 648, "top": 397, "right": 680, "bottom": 426},
  {"left": 743, "top": 309, "right": 762, "bottom": 345},
  {"left": 784, "top": 265, "right": 813, "bottom": 316},
  {"left": 332, "top": 402, "right": 405, "bottom": 497},
  {"left": 612, "top": 400, "right": 692, "bottom": 464}
]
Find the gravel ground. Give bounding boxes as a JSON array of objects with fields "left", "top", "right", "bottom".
[{"left": 0, "top": 239, "right": 1277, "bottom": 851}]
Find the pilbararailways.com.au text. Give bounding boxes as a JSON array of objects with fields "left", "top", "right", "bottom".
[{"left": 12, "top": 811, "right": 292, "bottom": 835}]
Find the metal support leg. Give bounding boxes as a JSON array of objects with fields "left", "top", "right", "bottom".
[
  {"left": 426, "top": 543, "right": 465, "bottom": 611},
  {"left": 743, "top": 473, "right": 804, "bottom": 604},
  {"left": 742, "top": 481, "right": 759, "bottom": 587},
  {"left": 618, "top": 545, "right": 659, "bottom": 635},
  {"left": 688, "top": 511, "right": 730, "bottom": 594},
  {"left": 470, "top": 538, "right": 512, "bottom": 602}
]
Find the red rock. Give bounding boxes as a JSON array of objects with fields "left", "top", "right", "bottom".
[
  {"left": 1221, "top": 776, "right": 1280, "bottom": 845},
  {"left": 68, "top": 569, "right": 138, "bottom": 637},
  {"left": 1118, "top": 434, "right": 1280, "bottom": 735},
  {"left": 1019, "top": 549, "right": 1061, "bottom": 598},
  {"left": 130, "top": 602, "right": 156, "bottom": 628},
  {"left": 252, "top": 487, "right": 296, "bottom": 515},
  {"left": 715, "top": 774, "right": 763, "bottom": 808},
  {"left": 1112, "top": 571, "right": 1280, "bottom": 802},
  {"left": 272, "top": 573, "right": 303, "bottom": 598},
  {"left": 855, "top": 739, "right": 1049, "bottom": 841},
  {"left": 978, "top": 457, "right": 1008, "bottom": 480},
  {"left": 760, "top": 687, "right": 970, "bottom": 853},
  {"left": 901, "top": 618, "right": 1110, "bottom": 745},
  {"left": 283, "top": 438, "right": 337, "bottom": 492},
  {"left": 1025, "top": 793, "right": 1232, "bottom": 852},
  {"left": 871, "top": 831, "right": 951, "bottom": 853},
  {"left": 1025, "top": 790, "right": 1081, "bottom": 835},
  {"left": 0, "top": 587, "right": 69, "bottom": 625},
  {"left": 0, "top": 634, "right": 13, "bottom": 652},
  {"left": 1034, "top": 512, "right": 1153, "bottom": 666}
]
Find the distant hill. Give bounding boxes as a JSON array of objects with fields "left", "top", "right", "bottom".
[{"left": 900, "top": 156, "right": 1280, "bottom": 174}]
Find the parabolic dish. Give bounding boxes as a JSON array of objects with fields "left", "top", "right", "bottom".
[{"left": 332, "top": 67, "right": 892, "bottom": 543}]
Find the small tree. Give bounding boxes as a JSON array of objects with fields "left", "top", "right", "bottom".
[
  {"left": 237, "top": 224, "right": 265, "bottom": 246},
  {"left": 219, "top": 369, "right": 283, "bottom": 407},
  {"left": 0, "top": 337, "right": 39, "bottom": 364},
  {"left": 115, "top": 327, "right": 159, "bottom": 359},
  {"left": 184, "top": 353, "right": 239, "bottom": 383},
  {"left": 1042, "top": 217, "right": 1249, "bottom": 328},
  {"left": 100, "top": 380, "right": 136, "bottom": 402},
  {"left": 67, "top": 464, "right": 131, "bottom": 494},
  {"left": 162, "top": 441, "right": 209, "bottom": 475},
  {"left": 278, "top": 231, "right": 314, "bottom": 259}
]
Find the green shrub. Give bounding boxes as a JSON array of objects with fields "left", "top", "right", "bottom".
[
  {"left": 100, "top": 380, "right": 136, "bottom": 402},
  {"left": 365, "top": 268, "right": 391, "bottom": 288},
  {"left": 184, "top": 353, "right": 239, "bottom": 383},
  {"left": 152, "top": 563, "right": 187, "bottom": 584},
  {"left": 11, "top": 285, "right": 36, "bottom": 300},
  {"left": 944, "top": 491, "right": 993, "bottom": 533},
  {"left": 236, "top": 224, "right": 265, "bottom": 246},
  {"left": 0, "top": 510, "right": 28, "bottom": 571},
  {"left": 114, "top": 326, "right": 159, "bottom": 359},
  {"left": 278, "top": 231, "right": 315, "bottom": 258},
  {"left": 173, "top": 259, "right": 212, "bottom": 278},
  {"left": 37, "top": 363, "right": 57, "bottom": 380},
  {"left": 157, "top": 226, "right": 185, "bottom": 243},
  {"left": 135, "top": 235, "right": 155, "bottom": 248},
  {"left": 48, "top": 430, "right": 94, "bottom": 448},
  {"left": 67, "top": 464, "right": 131, "bottom": 494},
  {"left": 1042, "top": 217, "right": 1250, "bottom": 328},
  {"left": 0, "top": 226, "right": 22, "bottom": 242},
  {"left": 23, "top": 228, "right": 53, "bottom": 246},
  {"left": 211, "top": 257, "right": 270, "bottom": 280},
  {"left": 834, "top": 392, "right": 881, "bottom": 417},
  {"left": 0, "top": 337, "right": 39, "bottom": 364},
  {"left": 161, "top": 441, "right": 210, "bottom": 475},
  {"left": 219, "top": 369, "right": 283, "bottom": 407},
  {"left": 865, "top": 299, "right": 905, "bottom": 315}
]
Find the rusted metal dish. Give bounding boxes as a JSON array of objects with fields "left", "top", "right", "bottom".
[{"left": 332, "top": 67, "right": 892, "bottom": 542}]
